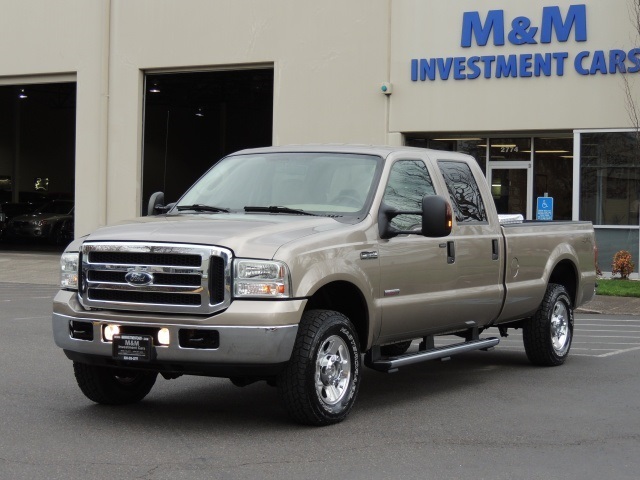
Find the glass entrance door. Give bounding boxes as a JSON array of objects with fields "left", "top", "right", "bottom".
[
  {"left": 488, "top": 162, "right": 532, "bottom": 218},
  {"left": 487, "top": 138, "right": 533, "bottom": 219}
]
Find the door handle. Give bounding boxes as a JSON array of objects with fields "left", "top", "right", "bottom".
[
  {"left": 447, "top": 241, "right": 455, "bottom": 264},
  {"left": 492, "top": 239, "right": 499, "bottom": 260}
]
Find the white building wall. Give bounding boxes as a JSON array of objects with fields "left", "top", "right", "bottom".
[
  {"left": 1, "top": 0, "right": 391, "bottom": 235},
  {"left": 1, "top": 0, "right": 639, "bottom": 236},
  {"left": 0, "top": 0, "right": 108, "bottom": 236},
  {"left": 107, "top": 0, "right": 391, "bottom": 225}
]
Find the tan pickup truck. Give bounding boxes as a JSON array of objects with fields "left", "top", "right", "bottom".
[{"left": 52, "top": 145, "right": 596, "bottom": 425}]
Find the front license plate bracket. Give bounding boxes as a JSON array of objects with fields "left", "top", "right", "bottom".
[{"left": 112, "top": 334, "right": 154, "bottom": 362}]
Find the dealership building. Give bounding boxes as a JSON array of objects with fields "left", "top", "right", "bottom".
[{"left": 1, "top": 0, "right": 639, "bottom": 272}]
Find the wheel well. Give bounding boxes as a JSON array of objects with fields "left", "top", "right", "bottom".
[
  {"left": 304, "top": 281, "right": 369, "bottom": 350},
  {"left": 549, "top": 260, "right": 578, "bottom": 305}
]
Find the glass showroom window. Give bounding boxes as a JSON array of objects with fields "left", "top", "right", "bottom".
[
  {"left": 580, "top": 131, "right": 640, "bottom": 226},
  {"left": 580, "top": 131, "right": 640, "bottom": 274}
]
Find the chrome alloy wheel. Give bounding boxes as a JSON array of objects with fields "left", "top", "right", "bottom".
[
  {"left": 550, "top": 300, "right": 571, "bottom": 355},
  {"left": 315, "top": 335, "right": 351, "bottom": 406}
]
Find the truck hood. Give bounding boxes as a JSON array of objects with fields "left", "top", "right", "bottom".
[{"left": 83, "top": 213, "right": 347, "bottom": 259}]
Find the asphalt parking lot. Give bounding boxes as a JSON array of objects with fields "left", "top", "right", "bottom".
[
  {"left": 472, "top": 315, "right": 640, "bottom": 359},
  {"left": 0, "top": 251, "right": 639, "bottom": 479}
]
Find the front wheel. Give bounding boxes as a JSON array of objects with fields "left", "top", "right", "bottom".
[
  {"left": 278, "top": 310, "right": 361, "bottom": 426},
  {"left": 523, "top": 283, "right": 574, "bottom": 366},
  {"left": 73, "top": 362, "right": 158, "bottom": 405}
]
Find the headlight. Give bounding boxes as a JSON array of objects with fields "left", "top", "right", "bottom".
[
  {"left": 234, "top": 259, "right": 291, "bottom": 298},
  {"left": 60, "top": 252, "right": 79, "bottom": 290}
]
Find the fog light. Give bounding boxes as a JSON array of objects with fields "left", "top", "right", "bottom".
[
  {"left": 158, "top": 328, "right": 170, "bottom": 346},
  {"left": 103, "top": 324, "right": 120, "bottom": 342}
]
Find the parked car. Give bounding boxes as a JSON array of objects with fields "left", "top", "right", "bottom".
[
  {"left": 0, "top": 202, "right": 42, "bottom": 241},
  {"left": 5, "top": 200, "right": 74, "bottom": 244}
]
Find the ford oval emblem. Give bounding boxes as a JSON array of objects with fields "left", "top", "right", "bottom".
[{"left": 125, "top": 271, "right": 154, "bottom": 286}]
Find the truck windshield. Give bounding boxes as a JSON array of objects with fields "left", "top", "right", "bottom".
[{"left": 174, "top": 152, "right": 382, "bottom": 217}]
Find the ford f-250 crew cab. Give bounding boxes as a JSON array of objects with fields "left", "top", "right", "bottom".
[{"left": 52, "top": 145, "right": 596, "bottom": 425}]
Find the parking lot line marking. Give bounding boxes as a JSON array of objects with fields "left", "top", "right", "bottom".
[
  {"left": 596, "top": 346, "right": 640, "bottom": 357},
  {"left": 9, "top": 315, "right": 50, "bottom": 321},
  {"left": 577, "top": 318, "right": 640, "bottom": 325},
  {"left": 578, "top": 325, "right": 640, "bottom": 333},
  {"left": 571, "top": 348, "right": 623, "bottom": 351},
  {"left": 576, "top": 335, "right": 640, "bottom": 339}
]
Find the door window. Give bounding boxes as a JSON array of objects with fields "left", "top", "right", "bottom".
[{"left": 382, "top": 160, "right": 436, "bottom": 231}]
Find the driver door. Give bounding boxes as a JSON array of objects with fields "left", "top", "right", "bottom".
[{"left": 377, "top": 159, "right": 457, "bottom": 344}]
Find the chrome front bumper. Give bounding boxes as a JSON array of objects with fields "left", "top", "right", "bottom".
[{"left": 52, "top": 291, "right": 304, "bottom": 368}]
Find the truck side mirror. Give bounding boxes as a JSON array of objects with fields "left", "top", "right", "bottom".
[
  {"left": 421, "top": 195, "right": 452, "bottom": 238},
  {"left": 378, "top": 195, "right": 452, "bottom": 239},
  {"left": 147, "top": 191, "right": 165, "bottom": 216}
]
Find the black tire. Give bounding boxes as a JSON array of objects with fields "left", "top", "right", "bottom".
[
  {"left": 73, "top": 362, "right": 157, "bottom": 405},
  {"left": 277, "top": 309, "right": 361, "bottom": 426},
  {"left": 380, "top": 340, "right": 412, "bottom": 356},
  {"left": 523, "top": 283, "right": 574, "bottom": 366}
]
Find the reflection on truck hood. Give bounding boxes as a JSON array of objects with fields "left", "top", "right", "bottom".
[{"left": 84, "top": 213, "right": 345, "bottom": 258}]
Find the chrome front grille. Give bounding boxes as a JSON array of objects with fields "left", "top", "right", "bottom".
[{"left": 79, "top": 242, "right": 232, "bottom": 314}]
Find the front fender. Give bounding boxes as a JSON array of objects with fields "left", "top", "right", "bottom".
[{"left": 287, "top": 248, "right": 380, "bottom": 348}]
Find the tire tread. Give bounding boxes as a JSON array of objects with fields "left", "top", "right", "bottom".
[
  {"left": 523, "top": 283, "right": 573, "bottom": 366},
  {"left": 278, "top": 309, "right": 360, "bottom": 426}
]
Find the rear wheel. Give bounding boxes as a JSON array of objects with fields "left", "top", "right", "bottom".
[
  {"left": 523, "top": 283, "right": 573, "bottom": 366},
  {"left": 278, "top": 309, "right": 361, "bottom": 426},
  {"left": 73, "top": 362, "right": 157, "bottom": 405}
]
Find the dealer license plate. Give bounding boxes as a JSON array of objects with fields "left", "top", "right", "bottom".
[{"left": 112, "top": 334, "right": 153, "bottom": 362}]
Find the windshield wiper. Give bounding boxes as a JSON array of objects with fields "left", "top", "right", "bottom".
[
  {"left": 244, "top": 206, "right": 317, "bottom": 216},
  {"left": 176, "top": 204, "right": 230, "bottom": 213}
]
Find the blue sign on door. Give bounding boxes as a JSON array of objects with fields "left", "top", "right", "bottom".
[{"left": 536, "top": 197, "right": 554, "bottom": 220}]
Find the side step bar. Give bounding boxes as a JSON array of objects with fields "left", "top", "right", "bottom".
[{"left": 365, "top": 337, "right": 500, "bottom": 373}]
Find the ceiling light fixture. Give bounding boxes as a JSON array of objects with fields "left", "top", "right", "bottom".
[
  {"left": 195, "top": 107, "right": 204, "bottom": 117},
  {"left": 149, "top": 81, "right": 161, "bottom": 93},
  {"left": 18, "top": 88, "right": 27, "bottom": 99},
  {"left": 431, "top": 138, "right": 483, "bottom": 141}
]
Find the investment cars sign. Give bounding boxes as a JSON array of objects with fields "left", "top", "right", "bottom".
[{"left": 410, "top": 4, "right": 640, "bottom": 81}]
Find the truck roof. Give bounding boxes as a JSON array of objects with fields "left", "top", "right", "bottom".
[{"left": 231, "top": 144, "right": 471, "bottom": 160}]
